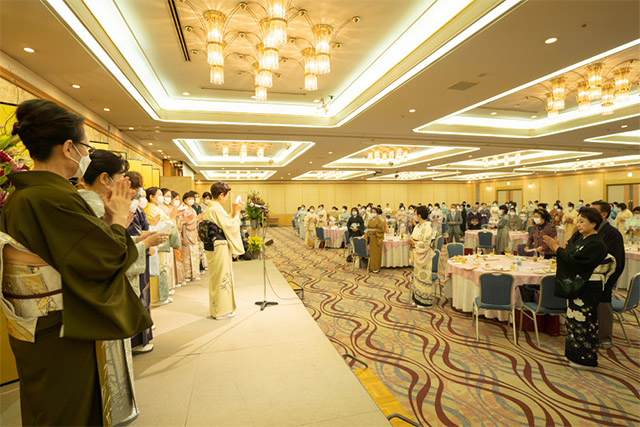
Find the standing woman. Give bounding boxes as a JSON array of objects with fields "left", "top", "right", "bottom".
[
  {"left": 525, "top": 209, "right": 557, "bottom": 258},
  {"left": 202, "top": 182, "right": 245, "bottom": 319},
  {"left": 410, "top": 206, "right": 436, "bottom": 307},
  {"left": 144, "top": 187, "right": 173, "bottom": 304},
  {"left": 305, "top": 206, "right": 319, "bottom": 247},
  {"left": 367, "top": 207, "right": 386, "bottom": 273},
  {"left": 171, "top": 190, "right": 187, "bottom": 288},
  {"left": 564, "top": 202, "right": 578, "bottom": 239},
  {"left": 298, "top": 204, "right": 307, "bottom": 240},
  {"left": 1, "top": 99, "right": 151, "bottom": 425},
  {"left": 347, "top": 207, "right": 365, "bottom": 241},
  {"left": 495, "top": 205, "right": 510, "bottom": 254},
  {"left": 543, "top": 208, "right": 609, "bottom": 370},
  {"left": 181, "top": 191, "right": 201, "bottom": 282}
]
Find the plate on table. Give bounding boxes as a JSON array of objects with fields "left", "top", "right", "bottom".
[{"left": 483, "top": 266, "right": 508, "bottom": 272}]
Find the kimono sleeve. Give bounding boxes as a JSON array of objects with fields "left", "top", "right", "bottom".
[{"left": 556, "top": 239, "right": 606, "bottom": 273}]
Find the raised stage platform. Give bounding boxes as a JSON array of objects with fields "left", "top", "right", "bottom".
[{"left": 1, "top": 260, "right": 389, "bottom": 426}]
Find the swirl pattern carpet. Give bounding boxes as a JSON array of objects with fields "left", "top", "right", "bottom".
[{"left": 266, "top": 227, "right": 639, "bottom": 426}]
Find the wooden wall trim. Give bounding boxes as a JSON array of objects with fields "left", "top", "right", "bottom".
[{"left": 0, "top": 66, "right": 161, "bottom": 167}]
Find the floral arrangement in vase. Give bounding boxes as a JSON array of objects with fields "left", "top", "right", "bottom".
[
  {"left": 247, "top": 236, "right": 263, "bottom": 255},
  {"left": 245, "top": 191, "right": 269, "bottom": 227},
  {"left": 0, "top": 123, "right": 32, "bottom": 209}
]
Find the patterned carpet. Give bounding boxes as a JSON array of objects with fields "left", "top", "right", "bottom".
[{"left": 266, "top": 227, "right": 640, "bottom": 426}]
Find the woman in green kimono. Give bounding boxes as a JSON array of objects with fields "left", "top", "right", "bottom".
[
  {"left": 1, "top": 99, "right": 152, "bottom": 426},
  {"left": 495, "top": 204, "right": 510, "bottom": 254},
  {"left": 367, "top": 207, "right": 386, "bottom": 273}
]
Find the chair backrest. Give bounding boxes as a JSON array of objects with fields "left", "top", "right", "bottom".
[
  {"left": 344, "top": 230, "right": 352, "bottom": 248},
  {"left": 527, "top": 225, "right": 533, "bottom": 234},
  {"left": 352, "top": 237, "right": 369, "bottom": 258},
  {"left": 479, "top": 273, "right": 515, "bottom": 307},
  {"left": 481, "top": 224, "right": 489, "bottom": 229},
  {"left": 432, "top": 249, "right": 440, "bottom": 273},
  {"left": 516, "top": 244, "right": 531, "bottom": 257},
  {"left": 539, "top": 275, "right": 567, "bottom": 310},
  {"left": 315, "top": 227, "right": 325, "bottom": 240},
  {"left": 442, "top": 223, "right": 448, "bottom": 234},
  {"left": 623, "top": 273, "right": 640, "bottom": 311},
  {"left": 477, "top": 231, "right": 493, "bottom": 247},
  {"left": 522, "top": 221, "right": 528, "bottom": 231},
  {"left": 436, "top": 235, "right": 444, "bottom": 251},
  {"left": 292, "top": 219, "right": 296, "bottom": 228},
  {"left": 447, "top": 243, "right": 464, "bottom": 258}
]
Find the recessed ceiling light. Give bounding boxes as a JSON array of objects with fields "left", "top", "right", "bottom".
[
  {"left": 544, "top": 37, "right": 558, "bottom": 44},
  {"left": 628, "top": 172, "right": 633, "bottom": 177},
  {"left": 128, "top": 127, "right": 134, "bottom": 130},
  {"left": 287, "top": 173, "right": 291, "bottom": 175},
  {"left": 71, "top": 84, "right": 81, "bottom": 89},
  {"left": 23, "top": 47, "right": 35, "bottom": 53},
  {"left": 530, "top": 115, "right": 537, "bottom": 118},
  {"left": 182, "top": 92, "right": 190, "bottom": 96},
  {"left": 328, "top": 151, "right": 333, "bottom": 154},
  {"left": 157, "top": 149, "right": 163, "bottom": 152},
  {"left": 621, "top": 124, "right": 628, "bottom": 128},
  {"left": 409, "top": 109, "right": 416, "bottom": 113},
  {"left": 490, "top": 112, "right": 497, "bottom": 115},
  {"left": 251, "top": 95, "right": 256, "bottom": 99},
  {"left": 103, "top": 108, "right": 110, "bottom": 111},
  {"left": 309, "top": 161, "right": 313, "bottom": 164},
  {"left": 148, "top": 143, "right": 153, "bottom": 146},
  {"left": 155, "top": 130, "right": 160, "bottom": 133},
  {"left": 313, "top": 99, "right": 320, "bottom": 103}
]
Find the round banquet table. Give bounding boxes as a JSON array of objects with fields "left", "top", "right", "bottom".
[
  {"left": 464, "top": 229, "right": 529, "bottom": 251},
  {"left": 445, "top": 255, "right": 555, "bottom": 321},
  {"left": 618, "top": 245, "right": 640, "bottom": 290},
  {"left": 381, "top": 235, "right": 412, "bottom": 268},
  {"left": 322, "top": 226, "right": 347, "bottom": 248}
]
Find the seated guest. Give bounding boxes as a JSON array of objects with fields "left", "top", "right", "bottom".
[
  {"left": 525, "top": 209, "right": 557, "bottom": 258},
  {"left": 543, "top": 208, "right": 609, "bottom": 370},
  {"left": 507, "top": 207, "right": 523, "bottom": 230},
  {"left": 466, "top": 205, "right": 482, "bottom": 230},
  {"left": 347, "top": 207, "right": 365, "bottom": 241}
]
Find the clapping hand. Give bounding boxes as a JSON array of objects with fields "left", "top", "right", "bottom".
[
  {"left": 542, "top": 235, "right": 560, "bottom": 253},
  {"left": 102, "top": 178, "right": 133, "bottom": 227}
]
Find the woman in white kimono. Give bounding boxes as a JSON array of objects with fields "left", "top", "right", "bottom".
[
  {"left": 495, "top": 205, "right": 510, "bottom": 254},
  {"left": 202, "top": 182, "right": 245, "bottom": 319},
  {"left": 430, "top": 204, "right": 443, "bottom": 235},
  {"left": 317, "top": 204, "right": 328, "bottom": 227},
  {"left": 410, "top": 206, "right": 436, "bottom": 308},
  {"left": 298, "top": 204, "right": 307, "bottom": 240},
  {"left": 78, "top": 150, "right": 168, "bottom": 425},
  {"left": 305, "top": 206, "right": 319, "bottom": 247}
]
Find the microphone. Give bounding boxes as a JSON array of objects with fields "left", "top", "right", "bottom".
[{"left": 249, "top": 202, "right": 268, "bottom": 209}]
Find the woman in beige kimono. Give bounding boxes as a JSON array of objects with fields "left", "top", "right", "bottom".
[
  {"left": 367, "top": 207, "right": 386, "bottom": 273},
  {"left": 305, "top": 206, "right": 319, "bottom": 247},
  {"left": 202, "top": 182, "right": 245, "bottom": 319},
  {"left": 410, "top": 206, "right": 436, "bottom": 307},
  {"left": 317, "top": 204, "right": 328, "bottom": 227}
]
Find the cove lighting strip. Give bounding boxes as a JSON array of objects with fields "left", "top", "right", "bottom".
[
  {"left": 292, "top": 171, "right": 373, "bottom": 181},
  {"left": 202, "top": 170, "right": 277, "bottom": 181},
  {"left": 585, "top": 130, "right": 640, "bottom": 146}
]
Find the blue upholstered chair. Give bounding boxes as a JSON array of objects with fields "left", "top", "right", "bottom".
[
  {"left": 527, "top": 225, "right": 533, "bottom": 235},
  {"left": 477, "top": 231, "right": 494, "bottom": 254},
  {"left": 519, "top": 275, "right": 567, "bottom": 346},
  {"left": 481, "top": 224, "right": 489, "bottom": 229},
  {"left": 292, "top": 219, "right": 297, "bottom": 235},
  {"left": 446, "top": 243, "right": 464, "bottom": 258},
  {"left": 473, "top": 273, "right": 517, "bottom": 345},
  {"left": 613, "top": 272, "right": 640, "bottom": 347},
  {"left": 436, "top": 235, "right": 444, "bottom": 252},
  {"left": 352, "top": 237, "right": 370, "bottom": 272},
  {"left": 432, "top": 249, "right": 442, "bottom": 296},
  {"left": 315, "top": 227, "right": 331, "bottom": 249}
]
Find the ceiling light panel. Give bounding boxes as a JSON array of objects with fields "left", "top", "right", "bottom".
[
  {"left": 415, "top": 40, "right": 640, "bottom": 138},
  {"left": 430, "top": 150, "right": 601, "bottom": 170},
  {"left": 585, "top": 129, "right": 640, "bottom": 145},
  {"left": 202, "top": 170, "right": 277, "bottom": 181},
  {"left": 367, "top": 171, "right": 455, "bottom": 180},
  {"left": 292, "top": 170, "right": 373, "bottom": 180},
  {"left": 324, "top": 144, "right": 478, "bottom": 169},
  {"left": 173, "top": 139, "right": 314, "bottom": 168},
  {"left": 516, "top": 155, "right": 640, "bottom": 172},
  {"left": 434, "top": 171, "right": 533, "bottom": 181}
]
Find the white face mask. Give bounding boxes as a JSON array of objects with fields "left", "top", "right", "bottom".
[
  {"left": 451, "top": 208, "right": 456, "bottom": 212},
  {"left": 172, "top": 200, "right": 180, "bottom": 207},
  {"left": 492, "top": 204, "right": 497, "bottom": 207},
  {"left": 195, "top": 198, "right": 200, "bottom": 204},
  {"left": 352, "top": 212, "right": 357, "bottom": 216},
  {"left": 400, "top": 208, "right": 405, "bottom": 211},
  {"left": 139, "top": 198, "right": 148, "bottom": 209},
  {"left": 187, "top": 199, "right": 195, "bottom": 206},
  {"left": 156, "top": 195, "right": 164, "bottom": 204},
  {"left": 533, "top": 217, "right": 542, "bottom": 224},
  {"left": 509, "top": 212, "right": 515, "bottom": 216},
  {"left": 366, "top": 208, "right": 371, "bottom": 212},
  {"left": 553, "top": 205, "right": 558, "bottom": 209},
  {"left": 129, "top": 199, "right": 139, "bottom": 212},
  {"left": 343, "top": 209, "right": 347, "bottom": 212},
  {"left": 163, "top": 196, "right": 171, "bottom": 205},
  {"left": 568, "top": 207, "right": 574, "bottom": 211},
  {"left": 310, "top": 209, "right": 315, "bottom": 213},
  {"left": 635, "top": 214, "right": 640, "bottom": 219},
  {"left": 71, "top": 143, "right": 91, "bottom": 178},
  {"left": 371, "top": 213, "right": 377, "bottom": 218}
]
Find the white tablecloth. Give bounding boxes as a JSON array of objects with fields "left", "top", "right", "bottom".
[
  {"left": 323, "top": 227, "right": 347, "bottom": 248},
  {"left": 464, "top": 229, "right": 529, "bottom": 251},
  {"left": 445, "top": 255, "right": 554, "bottom": 321},
  {"left": 381, "top": 236, "right": 411, "bottom": 268},
  {"left": 618, "top": 246, "right": 640, "bottom": 290}
]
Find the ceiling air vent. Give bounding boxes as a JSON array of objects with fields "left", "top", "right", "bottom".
[{"left": 447, "top": 81, "right": 478, "bottom": 91}]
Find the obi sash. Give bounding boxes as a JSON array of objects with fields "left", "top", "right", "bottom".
[{"left": 0, "top": 231, "right": 63, "bottom": 342}]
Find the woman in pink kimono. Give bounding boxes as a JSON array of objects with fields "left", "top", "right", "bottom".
[{"left": 181, "top": 191, "right": 201, "bottom": 282}]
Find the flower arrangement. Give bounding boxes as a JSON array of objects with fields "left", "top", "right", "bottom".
[
  {"left": 247, "top": 236, "right": 263, "bottom": 254},
  {"left": 0, "top": 120, "right": 33, "bottom": 208},
  {"left": 245, "top": 190, "right": 269, "bottom": 222}
]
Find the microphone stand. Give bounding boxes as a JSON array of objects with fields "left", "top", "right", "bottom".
[{"left": 254, "top": 206, "right": 278, "bottom": 311}]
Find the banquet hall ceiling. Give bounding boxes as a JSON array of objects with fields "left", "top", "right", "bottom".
[{"left": 0, "top": 0, "right": 639, "bottom": 182}]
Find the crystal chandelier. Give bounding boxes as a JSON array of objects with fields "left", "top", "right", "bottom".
[
  {"left": 576, "top": 81, "right": 590, "bottom": 112},
  {"left": 183, "top": 2, "right": 359, "bottom": 101},
  {"left": 551, "top": 77, "right": 566, "bottom": 110},
  {"left": 614, "top": 67, "right": 631, "bottom": 104},
  {"left": 601, "top": 84, "right": 615, "bottom": 115},
  {"left": 587, "top": 63, "right": 603, "bottom": 100}
]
